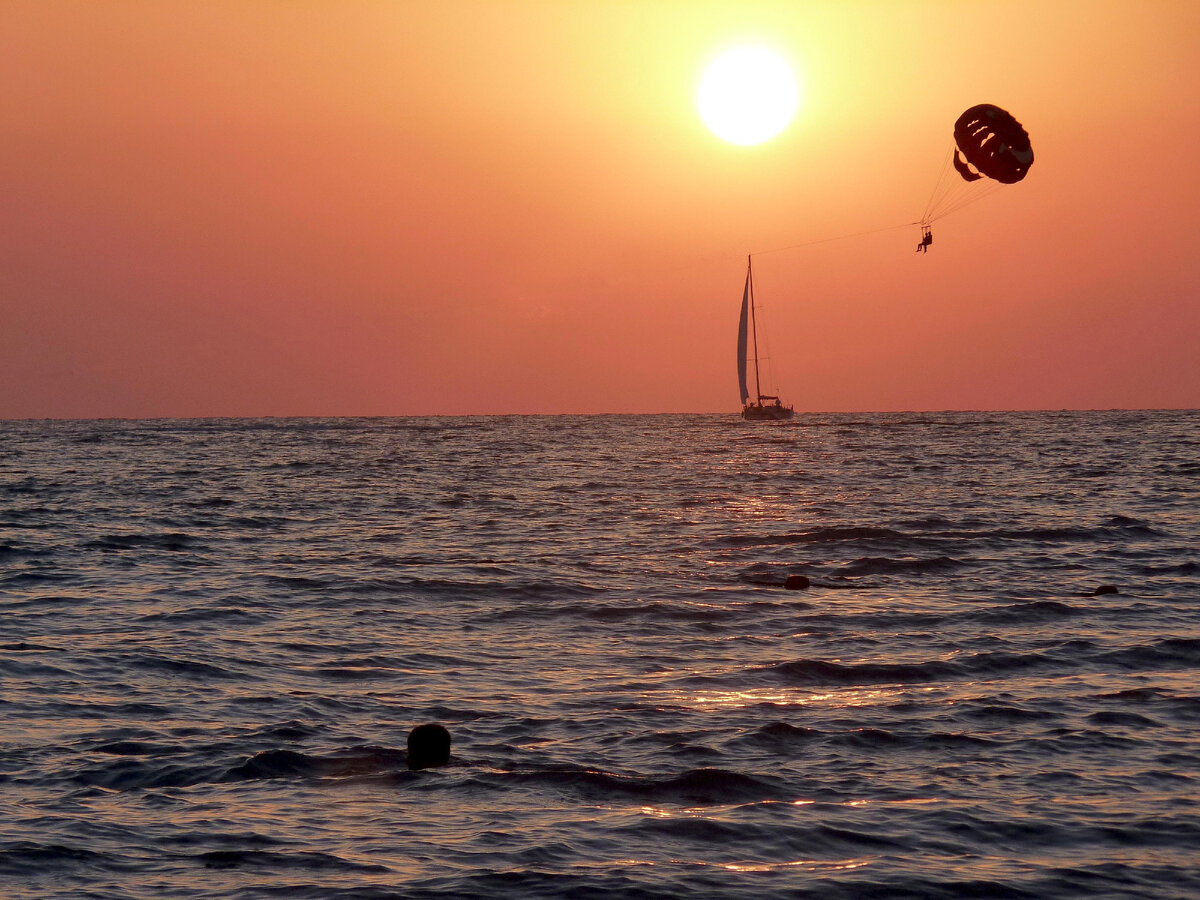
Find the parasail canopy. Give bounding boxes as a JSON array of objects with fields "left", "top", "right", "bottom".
[{"left": 953, "top": 103, "right": 1034, "bottom": 185}]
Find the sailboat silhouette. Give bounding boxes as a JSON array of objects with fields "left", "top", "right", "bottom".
[{"left": 737, "top": 256, "right": 794, "bottom": 421}]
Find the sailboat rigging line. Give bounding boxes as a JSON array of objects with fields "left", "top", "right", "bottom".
[
  {"left": 747, "top": 255, "right": 762, "bottom": 401},
  {"left": 751, "top": 220, "right": 919, "bottom": 258}
]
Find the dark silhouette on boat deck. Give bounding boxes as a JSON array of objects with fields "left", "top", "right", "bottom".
[{"left": 407, "top": 723, "right": 452, "bottom": 770}]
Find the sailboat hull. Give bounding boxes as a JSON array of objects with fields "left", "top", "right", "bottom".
[{"left": 742, "top": 403, "right": 795, "bottom": 421}]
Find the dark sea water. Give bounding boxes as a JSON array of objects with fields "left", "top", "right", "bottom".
[{"left": 2, "top": 411, "right": 1198, "bottom": 899}]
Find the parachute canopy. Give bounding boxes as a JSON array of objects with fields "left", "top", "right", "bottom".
[{"left": 953, "top": 104, "right": 1033, "bottom": 185}]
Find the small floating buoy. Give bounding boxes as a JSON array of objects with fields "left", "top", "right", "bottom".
[
  {"left": 1091, "top": 584, "right": 1119, "bottom": 596},
  {"left": 784, "top": 575, "right": 811, "bottom": 590}
]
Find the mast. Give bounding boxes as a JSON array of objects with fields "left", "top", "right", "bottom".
[{"left": 748, "top": 255, "right": 762, "bottom": 403}]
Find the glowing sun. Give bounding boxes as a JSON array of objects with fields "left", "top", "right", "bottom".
[{"left": 698, "top": 46, "right": 800, "bottom": 146}]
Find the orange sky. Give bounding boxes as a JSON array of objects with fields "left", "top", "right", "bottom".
[{"left": 2, "top": 1, "right": 1198, "bottom": 417}]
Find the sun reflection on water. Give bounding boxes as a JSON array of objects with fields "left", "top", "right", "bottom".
[
  {"left": 635, "top": 797, "right": 942, "bottom": 819},
  {"left": 663, "top": 685, "right": 926, "bottom": 709},
  {"left": 718, "top": 858, "right": 871, "bottom": 873},
  {"left": 586, "top": 856, "right": 872, "bottom": 873}
]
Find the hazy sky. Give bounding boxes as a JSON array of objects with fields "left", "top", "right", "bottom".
[{"left": 3, "top": 1, "right": 1198, "bottom": 417}]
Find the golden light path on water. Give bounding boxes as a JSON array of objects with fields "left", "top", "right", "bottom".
[
  {"left": 671, "top": 686, "right": 917, "bottom": 709},
  {"left": 621, "top": 797, "right": 946, "bottom": 874},
  {"left": 635, "top": 797, "right": 944, "bottom": 818},
  {"left": 597, "top": 855, "right": 874, "bottom": 874}
]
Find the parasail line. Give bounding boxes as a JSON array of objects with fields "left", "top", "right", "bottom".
[
  {"left": 927, "top": 181, "right": 1004, "bottom": 223},
  {"left": 920, "top": 147, "right": 957, "bottom": 226},
  {"left": 751, "top": 220, "right": 920, "bottom": 258}
]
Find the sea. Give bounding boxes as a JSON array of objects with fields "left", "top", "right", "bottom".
[{"left": 1, "top": 411, "right": 1198, "bottom": 899}]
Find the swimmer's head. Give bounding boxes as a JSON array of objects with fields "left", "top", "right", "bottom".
[{"left": 407, "top": 723, "right": 451, "bottom": 770}]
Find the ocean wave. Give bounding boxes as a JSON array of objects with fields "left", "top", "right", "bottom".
[
  {"left": 68, "top": 757, "right": 223, "bottom": 791},
  {"left": 1132, "top": 560, "right": 1198, "bottom": 575},
  {"left": 714, "top": 517, "right": 1171, "bottom": 560},
  {"left": 189, "top": 496, "right": 238, "bottom": 507},
  {"left": 92, "top": 740, "right": 178, "bottom": 756},
  {"left": 492, "top": 599, "right": 752, "bottom": 625},
  {"left": 0, "top": 841, "right": 121, "bottom": 876},
  {"left": 757, "top": 658, "right": 960, "bottom": 685},
  {"left": 1085, "top": 710, "right": 1161, "bottom": 728},
  {"left": 710, "top": 526, "right": 909, "bottom": 550},
  {"left": 81, "top": 532, "right": 201, "bottom": 552},
  {"left": 482, "top": 766, "right": 786, "bottom": 805},
  {"left": 743, "top": 647, "right": 1075, "bottom": 688},
  {"left": 956, "top": 703, "right": 1058, "bottom": 724},
  {"left": 835, "top": 556, "right": 965, "bottom": 577},
  {"left": 0, "top": 570, "right": 72, "bottom": 587},
  {"left": 1093, "top": 687, "right": 1165, "bottom": 701},
  {"left": 2, "top": 477, "right": 68, "bottom": 496},
  {"left": 193, "top": 849, "right": 389, "bottom": 873},
  {"left": 227, "top": 515, "right": 293, "bottom": 529},
  {"left": 263, "top": 574, "right": 331, "bottom": 589},
  {"left": 0, "top": 641, "right": 66, "bottom": 652},
  {"left": 392, "top": 577, "right": 604, "bottom": 604},
  {"left": 1160, "top": 696, "right": 1200, "bottom": 723},
  {"left": 0, "top": 540, "right": 27, "bottom": 559},
  {"left": 1093, "top": 637, "right": 1200, "bottom": 670},
  {"left": 987, "top": 518, "right": 1166, "bottom": 542},
  {"left": 136, "top": 605, "right": 264, "bottom": 625},
  {"left": 119, "top": 652, "right": 248, "bottom": 681},
  {"left": 0, "top": 657, "right": 77, "bottom": 679},
  {"left": 733, "top": 721, "right": 824, "bottom": 750},
  {"left": 976, "top": 601, "right": 1079, "bottom": 623},
  {"left": 0, "top": 514, "right": 50, "bottom": 528}
]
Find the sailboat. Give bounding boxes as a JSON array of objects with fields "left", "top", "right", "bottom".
[{"left": 737, "top": 255, "right": 795, "bottom": 420}]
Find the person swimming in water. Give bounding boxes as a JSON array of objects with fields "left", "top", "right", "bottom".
[{"left": 226, "top": 723, "right": 454, "bottom": 780}]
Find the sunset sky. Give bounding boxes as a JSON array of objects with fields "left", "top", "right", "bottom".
[{"left": 3, "top": 1, "right": 1198, "bottom": 417}]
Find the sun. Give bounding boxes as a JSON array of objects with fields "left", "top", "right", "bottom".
[{"left": 698, "top": 46, "right": 800, "bottom": 146}]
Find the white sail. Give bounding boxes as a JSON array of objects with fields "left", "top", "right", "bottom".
[{"left": 737, "top": 271, "right": 750, "bottom": 405}]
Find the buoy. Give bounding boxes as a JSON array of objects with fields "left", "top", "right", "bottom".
[{"left": 784, "top": 575, "right": 810, "bottom": 590}]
